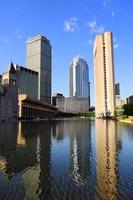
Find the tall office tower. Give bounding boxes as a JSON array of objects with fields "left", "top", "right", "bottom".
[
  {"left": 94, "top": 32, "right": 115, "bottom": 118},
  {"left": 115, "top": 83, "right": 120, "bottom": 96},
  {"left": 27, "top": 35, "right": 52, "bottom": 104},
  {"left": 69, "top": 56, "right": 90, "bottom": 106}
]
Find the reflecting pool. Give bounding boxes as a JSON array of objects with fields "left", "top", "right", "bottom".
[{"left": 0, "top": 119, "right": 133, "bottom": 200}]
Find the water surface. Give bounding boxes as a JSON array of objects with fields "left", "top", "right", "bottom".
[{"left": 0, "top": 119, "right": 133, "bottom": 200}]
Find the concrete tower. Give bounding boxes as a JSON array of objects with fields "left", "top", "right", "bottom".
[
  {"left": 27, "top": 35, "right": 51, "bottom": 104},
  {"left": 94, "top": 32, "right": 115, "bottom": 118}
]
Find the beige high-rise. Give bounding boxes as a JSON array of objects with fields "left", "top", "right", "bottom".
[{"left": 94, "top": 32, "right": 115, "bottom": 118}]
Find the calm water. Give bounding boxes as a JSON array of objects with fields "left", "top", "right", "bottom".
[{"left": 0, "top": 119, "right": 133, "bottom": 200}]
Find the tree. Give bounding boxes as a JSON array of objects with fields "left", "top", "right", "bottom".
[{"left": 123, "top": 103, "right": 133, "bottom": 116}]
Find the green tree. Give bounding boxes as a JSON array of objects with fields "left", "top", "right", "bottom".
[{"left": 123, "top": 103, "right": 133, "bottom": 116}]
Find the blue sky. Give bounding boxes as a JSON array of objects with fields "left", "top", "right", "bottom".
[{"left": 0, "top": 0, "right": 133, "bottom": 105}]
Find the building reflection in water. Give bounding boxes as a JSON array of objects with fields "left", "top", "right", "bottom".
[
  {"left": 0, "top": 119, "right": 126, "bottom": 199},
  {"left": 17, "top": 122, "right": 26, "bottom": 145},
  {"left": 68, "top": 119, "right": 92, "bottom": 184},
  {"left": 0, "top": 121, "right": 52, "bottom": 200},
  {"left": 95, "top": 119, "right": 121, "bottom": 200},
  {"left": 51, "top": 120, "right": 65, "bottom": 142},
  {"left": 0, "top": 123, "right": 18, "bottom": 151}
]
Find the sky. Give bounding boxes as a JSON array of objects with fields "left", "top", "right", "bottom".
[{"left": 0, "top": 0, "right": 133, "bottom": 105}]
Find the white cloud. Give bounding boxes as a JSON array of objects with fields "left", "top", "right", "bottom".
[
  {"left": 83, "top": 39, "right": 94, "bottom": 47},
  {"left": 112, "top": 10, "right": 115, "bottom": 17},
  {"left": 15, "top": 29, "right": 22, "bottom": 39},
  {"left": 88, "top": 20, "right": 97, "bottom": 29},
  {"left": 114, "top": 44, "right": 119, "bottom": 49},
  {"left": 103, "top": 0, "right": 111, "bottom": 7},
  {"left": 85, "top": 20, "right": 105, "bottom": 34},
  {"left": 114, "top": 37, "right": 119, "bottom": 49},
  {"left": 64, "top": 17, "right": 77, "bottom": 32},
  {"left": 84, "top": 6, "right": 88, "bottom": 11},
  {"left": 111, "top": 8, "right": 118, "bottom": 18},
  {"left": 1, "top": 38, "right": 9, "bottom": 44}
]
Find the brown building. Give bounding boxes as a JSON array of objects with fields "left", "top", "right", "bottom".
[
  {"left": 0, "top": 62, "right": 18, "bottom": 121},
  {"left": 94, "top": 32, "right": 115, "bottom": 118},
  {"left": 18, "top": 94, "right": 57, "bottom": 120}
]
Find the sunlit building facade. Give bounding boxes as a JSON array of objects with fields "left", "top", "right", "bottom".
[{"left": 94, "top": 32, "right": 115, "bottom": 117}]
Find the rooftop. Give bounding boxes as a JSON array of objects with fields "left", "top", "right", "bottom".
[
  {"left": 15, "top": 65, "right": 38, "bottom": 75},
  {"left": 27, "top": 34, "right": 50, "bottom": 44},
  {"left": 4, "top": 62, "right": 16, "bottom": 74}
]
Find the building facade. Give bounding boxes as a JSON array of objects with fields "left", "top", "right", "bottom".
[
  {"left": 52, "top": 93, "right": 64, "bottom": 106},
  {"left": 0, "top": 63, "right": 18, "bottom": 121},
  {"left": 115, "top": 83, "right": 120, "bottom": 96},
  {"left": 57, "top": 97, "right": 89, "bottom": 113},
  {"left": 15, "top": 65, "right": 38, "bottom": 99},
  {"left": 18, "top": 94, "right": 57, "bottom": 119},
  {"left": 127, "top": 95, "right": 133, "bottom": 104},
  {"left": 27, "top": 35, "right": 52, "bottom": 104},
  {"left": 69, "top": 56, "right": 90, "bottom": 107},
  {"left": 94, "top": 32, "right": 115, "bottom": 118}
]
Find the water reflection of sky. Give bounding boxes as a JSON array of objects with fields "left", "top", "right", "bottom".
[{"left": 0, "top": 119, "right": 133, "bottom": 199}]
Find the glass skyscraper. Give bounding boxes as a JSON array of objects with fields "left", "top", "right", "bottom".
[{"left": 69, "top": 56, "right": 90, "bottom": 106}]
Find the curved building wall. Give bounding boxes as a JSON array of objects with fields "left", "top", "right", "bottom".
[{"left": 69, "top": 56, "right": 90, "bottom": 106}]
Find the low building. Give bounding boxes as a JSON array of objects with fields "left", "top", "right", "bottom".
[
  {"left": 52, "top": 93, "right": 64, "bottom": 106},
  {"left": 18, "top": 94, "right": 57, "bottom": 119},
  {"left": 116, "top": 97, "right": 127, "bottom": 108},
  {"left": 0, "top": 62, "right": 18, "bottom": 121},
  {"left": 57, "top": 97, "right": 89, "bottom": 113},
  {"left": 15, "top": 65, "right": 38, "bottom": 99},
  {"left": 0, "top": 85, "right": 18, "bottom": 121},
  {"left": 127, "top": 95, "right": 133, "bottom": 104}
]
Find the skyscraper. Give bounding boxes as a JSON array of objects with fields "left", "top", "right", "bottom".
[
  {"left": 27, "top": 35, "right": 51, "bottom": 104},
  {"left": 115, "top": 83, "right": 120, "bottom": 96},
  {"left": 94, "top": 32, "right": 115, "bottom": 118},
  {"left": 69, "top": 56, "right": 90, "bottom": 106}
]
